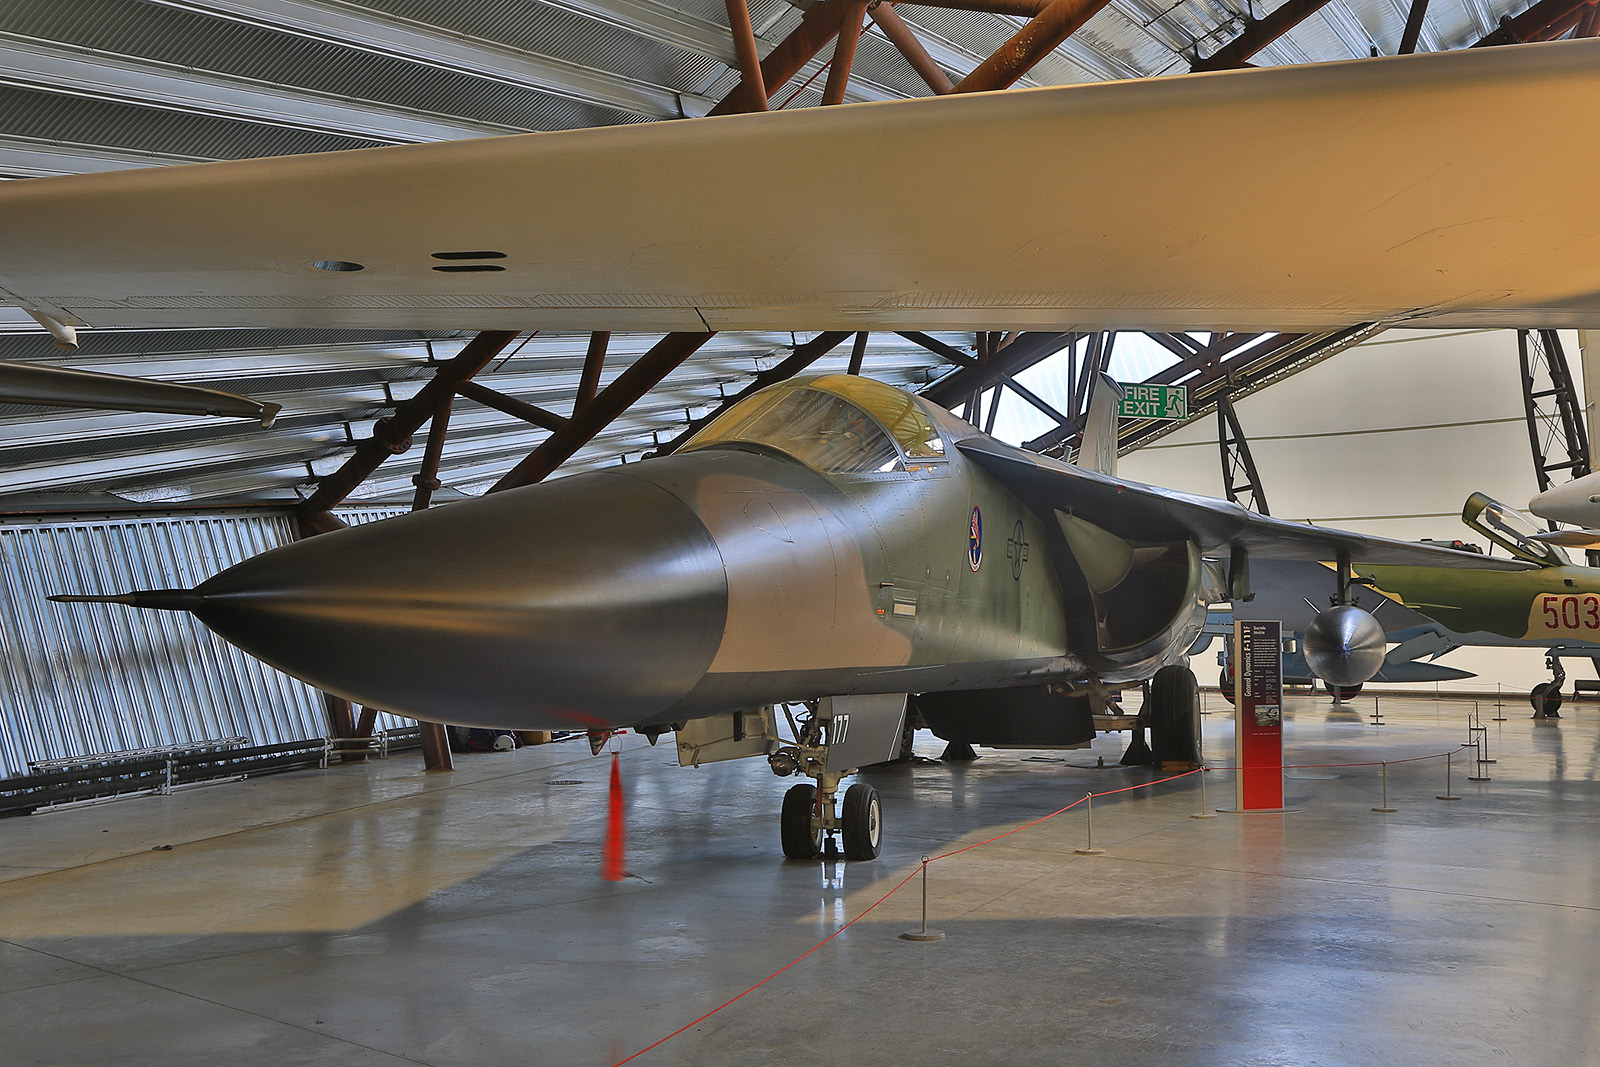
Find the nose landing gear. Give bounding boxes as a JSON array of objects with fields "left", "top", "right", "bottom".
[{"left": 770, "top": 696, "right": 904, "bottom": 861}]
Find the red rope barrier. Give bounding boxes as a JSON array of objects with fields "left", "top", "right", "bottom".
[
  {"left": 613, "top": 740, "right": 1477, "bottom": 1064},
  {"left": 612, "top": 767, "right": 1198, "bottom": 1066},
  {"left": 1206, "top": 744, "right": 1475, "bottom": 773}
]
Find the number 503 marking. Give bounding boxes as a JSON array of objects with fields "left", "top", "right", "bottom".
[{"left": 1538, "top": 593, "right": 1600, "bottom": 632}]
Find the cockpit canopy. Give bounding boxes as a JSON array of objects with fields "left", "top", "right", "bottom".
[
  {"left": 1462, "top": 492, "right": 1569, "bottom": 566},
  {"left": 683, "top": 375, "right": 945, "bottom": 475}
]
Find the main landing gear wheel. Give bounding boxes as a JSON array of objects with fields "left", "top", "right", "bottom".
[
  {"left": 1530, "top": 682, "right": 1564, "bottom": 717},
  {"left": 1219, "top": 668, "right": 1236, "bottom": 705},
  {"left": 841, "top": 783, "right": 883, "bottom": 860},
  {"left": 1149, "top": 665, "right": 1201, "bottom": 766},
  {"left": 781, "top": 782, "right": 822, "bottom": 859}
]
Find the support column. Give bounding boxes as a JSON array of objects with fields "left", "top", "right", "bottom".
[
  {"left": 490, "top": 332, "right": 715, "bottom": 491},
  {"left": 577, "top": 331, "right": 609, "bottom": 408},
  {"left": 1397, "top": 0, "right": 1431, "bottom": 53},
  {"left": 1191, "top": 0, "right": 1337, "bottom": 70},
  {"left": 724, "top": 0, "right": 769, "bottom": 112},
  {"left": 951, "top": 0, "right": 1114, "bottom": 92},
  {"left": 869, "top": 2, "right": 954, "bottom": 93},
  {"left": 409, "top": 391, "right": 454, "bottom": 512},
  {"left": 707, "top": 0, "right": 858, "bottom": 115},
  {"left": 822, "top": 0, "right": 869, "bottom": 104},
  {"left": 296, "top": 329, "right": 520, "bottom": 534}
]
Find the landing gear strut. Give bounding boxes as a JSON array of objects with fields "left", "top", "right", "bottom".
[
  {"left": 1532, "top": 655, "right": 1565, "bottom": 718},
  {"left": 770, "top": 702, "right": 884, "bottom": 861}
]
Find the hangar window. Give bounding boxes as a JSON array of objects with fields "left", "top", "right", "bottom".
[{"left": 686, "top": 386, "right": 904, "bottom": 474}]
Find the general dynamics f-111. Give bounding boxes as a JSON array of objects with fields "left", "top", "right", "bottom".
[
  {"left": 19, "top": 39, "right": 1597, "bottom": 859},
  {"left": 54, "top": 374, "right": 1521, "bottom": 859}
]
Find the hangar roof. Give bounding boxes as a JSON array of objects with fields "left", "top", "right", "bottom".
[{"left": 0, "top": 0, "right": 1568, "bottom": 508}]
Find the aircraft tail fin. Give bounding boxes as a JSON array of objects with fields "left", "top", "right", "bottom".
[{"left": 1077, "top": 373, "right": 1123, "bottom": 476}]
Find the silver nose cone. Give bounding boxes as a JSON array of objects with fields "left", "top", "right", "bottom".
[
  {"left": 192, "top": 471, "right": 728, "bottom": 729},
  {"left": 1303, "top": 605, "right": 1386, "bottom": 688}
]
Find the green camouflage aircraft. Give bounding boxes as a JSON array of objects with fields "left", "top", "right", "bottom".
[{"left": 1354, "top": 493, "right": 1600, "bottom": 713}]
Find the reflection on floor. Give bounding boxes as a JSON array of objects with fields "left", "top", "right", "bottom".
[{"left": 2, "top": 691, "right": 1598, "bottom": 1067}]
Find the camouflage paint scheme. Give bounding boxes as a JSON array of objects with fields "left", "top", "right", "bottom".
[
  {"left": 1358, "top": 492, "right": 1600, "bottom": 645},
  {"left": 58, "top": 376, "right": 1523, "bottom": 733}
]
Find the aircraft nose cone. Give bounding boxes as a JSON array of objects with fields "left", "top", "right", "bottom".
[
  {"left": 1303, "top": 605, "right": 1386, "bottom": 687},
  {"left": 193, "top": 471, "right": 727, "bottom": 729}
]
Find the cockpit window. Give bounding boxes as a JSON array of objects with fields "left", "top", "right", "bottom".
[
  {"left": 686, "top": 387, "right": 904, "bottom": 474},
  {"left": 813, "top": 375, "right": 946, "bottom": 459},
  {"left": 1462, "top": 492, "right": 1568, "bottom": 566}
]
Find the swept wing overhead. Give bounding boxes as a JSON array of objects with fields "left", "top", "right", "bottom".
[
  {"left": 954, "top": 434, "right": 1533, "bottom": 571},
  {"left": 3, "top": 41, "right": 1600, "bottom": 335}
]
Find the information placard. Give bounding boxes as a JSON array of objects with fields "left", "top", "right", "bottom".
[{"left": 1235, "top": 619, "right": 1284, "bottom": 810}]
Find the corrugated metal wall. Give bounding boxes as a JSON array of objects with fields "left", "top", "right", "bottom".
[{"left": 0, "top": 505, "right": 410, "bottom": 778}]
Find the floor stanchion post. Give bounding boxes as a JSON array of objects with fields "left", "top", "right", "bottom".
[
  {"left": 1468, "top": 729, "right": 1491, "bottom": 781},
  {"left": 1191, "top": 766, "right": 1216, "bottom": 819},
  {"left": 900, "top": 856, "right": 944, "bottom": 942},
  {"left": 1437, "top": 750, "right": 1461, "bottom": 801},
  {"left": 1074, "top": 792, "right": 1105, "bottom": 855},
  {"left": 1372, "top": 760, "right": 1397, "bottom": 813}
]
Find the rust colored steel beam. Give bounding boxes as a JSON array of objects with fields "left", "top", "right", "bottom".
[
  {"left": 456, "top": 380, "right": 569, "bottom": 432},
  {"left": 708, "top": 0, "right": 858, "bottom": 115},
  {"left": 1397, "top": 0, "right": 1430, "bottom": 53},
  {"left": 1192, "top": 0, "right": 1337, "bottom": 71},
  {"left": 489, "top": 332, "right": 715, "bottom": 491},
  {"left": 1144, "top": 332, "right": 1204, "bottom": 360},
  {"left": 847, "top": 331, "right": 869, "bottom": 375},
  {"left": 951, "top": 0, "right": 1114, "bottom": 93},
  {"left": 1580, "top": 2, "right": 1600, "bottom": 36},
  {"left": 1147, "top": 332, "right": 1267, "bottom": 386},
  {"left": 921, "top": 331, "right": 1073, "bottom": 406},
  {"left": 419, "top": 721, "right": 454, "bottom": 772},
  {"left": 869, "top": 2, "right": 955, "bottom": 94},
  {"left": 578, "top": 331, "right": 609, "bottom": 407},
  {"left": 409, "top": 390, "right": 454, "bottom": 511},
  {"left": 823, "top": 0, "right": 870, "bottom": 104},
  {"left": 901, "top": 0, "right": 1052, "bottom": 15},
  {"left": 899, "top": 331, "right": 978, "bottom": 368},
  {"left": 1472, "top": 0, "right": 1590, "bottom": 45},
  {"left": 656, "top": 331, "right": 854, "bottom": 456},
  {"left": 1164, "top": 333, "right": 1304, "bottom": 394},
  {"left": 724, "top": 0, "right": 769, "bottom": 112},
  {"left": 1532, "top": 2, "right": 1592, "bottom": 39},
  {"left": 296, "top": 329, "right": 520, "bottom": 534}
]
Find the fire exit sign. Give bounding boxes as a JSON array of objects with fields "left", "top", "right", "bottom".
[{"left": 1118, "top": 383, "right": 1188, "bottom": 420}]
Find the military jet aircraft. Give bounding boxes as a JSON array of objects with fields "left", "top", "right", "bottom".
[
  {"left": 14, "top": 40, "right": 1598, "bottom": 859},
  {"left": 54, "top": 374, "right": 1523, "bottom": 859},
  {"left": 1355, "top": 493, "right": 1600, "bottom": 713},
  {"left": 1206, "top": 496, "right": 1600, "bottom": 710}
]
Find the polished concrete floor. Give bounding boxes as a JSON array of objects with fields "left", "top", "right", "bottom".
[{"left": 3, "top": 690, "right": 1598, "bottom": 1067}]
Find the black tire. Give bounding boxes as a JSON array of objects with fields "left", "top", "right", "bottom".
[
  {"left": 1531, "top": 682, "right": 1564, "bottom": 716},
  {"left": 781, "top": 783, "right": 821, "bottom": 860},
  {"left": 841, "top": 783, "right": 883, "bottom": 861},
  {"left": 1324, "top": 680, "right": 1364, "bottom": 700},
  {"left": 1219, "top": 668, "right": 1236, "bottom": 705},
  {"left": 1149, "top": 665, "right": 1201, "bottom": 765}
]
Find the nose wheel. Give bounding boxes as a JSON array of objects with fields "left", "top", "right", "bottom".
[
  {"left": 771, "top": 700, "right": 889, "bottom": 861},
  {"left": 778, "top": 778, "right": 883, "bottom": 860}
]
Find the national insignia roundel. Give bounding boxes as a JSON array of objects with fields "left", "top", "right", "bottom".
[{"left": 969, "top": 506, "right": 983, "bottom": 571}]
